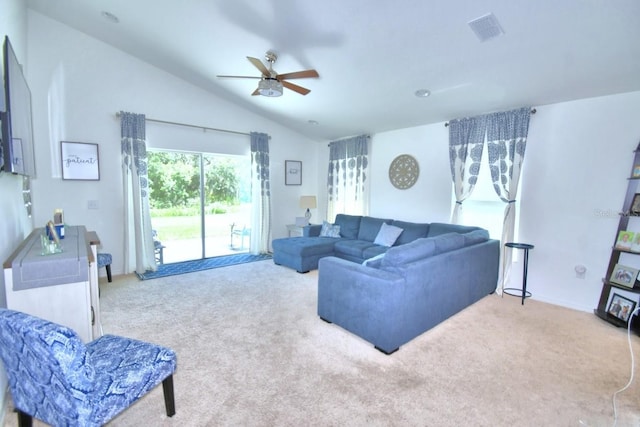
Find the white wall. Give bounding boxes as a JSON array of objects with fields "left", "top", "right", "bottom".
[
  {"left": 370, "top": 125, "right": 452, "bottom": 222},
  {"left": 27, "top": 10, "right": 322, "bottom": 276},
  {"left": 521, "top": 92, "right": 640, "bottom": 311},
  {"left": 0, "top": 0, "right": 31, "bottom": 420},
  {"left": 367, "top": 91, "right": 640, "bottom": 312}
]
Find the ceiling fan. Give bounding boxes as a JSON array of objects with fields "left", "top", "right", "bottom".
[{"left": 217, "top": 51, "right": 319, "bottom": 97}]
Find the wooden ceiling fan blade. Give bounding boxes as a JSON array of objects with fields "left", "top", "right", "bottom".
[
  {"left": 217, "top": 75, "right": 262, "bottom": 79},
  {"left": 247, "top": 56, "right": 270, "bottom": 77},
  {"left": 277, "top": 69, "right": 319, "bottom": 80},
  {"left": 282, "top": 80, "right": 311, "bottom": 95}
]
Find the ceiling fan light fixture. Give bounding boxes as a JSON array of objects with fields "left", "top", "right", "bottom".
[{"left": 258, "top": 78, "right": 283, "bottom": 97}]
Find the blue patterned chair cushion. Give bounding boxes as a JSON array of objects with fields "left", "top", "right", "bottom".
[
  {"left": 0, "top": 309, "right": 176, "bottom": 426},
  {"left": 97, "top": 253, "right": 112, "bottom": 267}
]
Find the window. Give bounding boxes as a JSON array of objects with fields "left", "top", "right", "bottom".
[{"left": 453, "top": 143, "right": 521, "bottom": 241}]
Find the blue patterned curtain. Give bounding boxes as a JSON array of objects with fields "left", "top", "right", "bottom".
[
  {"left": 120, "top": 112, "right": 156, "bottom": 274},
  {"left": 448, "top": 116, "right": 488, "bottom": 223},
  {"left": 250, "top": 132, "right": 271, "bottom": 254},
  {"left": 327, "top": 135, "right": 369, "bottom": 221},
  {"left": 486, "top": 107, "right": 531, "bottom": 293}
]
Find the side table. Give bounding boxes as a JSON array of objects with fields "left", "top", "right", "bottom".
[
  {"left": 503, "top": 242, "right": 534, "bottom": 305},
  {"left": 286, "top": 224, "right": 304, "bottom": 237}
]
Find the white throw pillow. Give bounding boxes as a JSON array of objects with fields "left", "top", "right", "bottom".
[
  {"left": 373, "top": 223, "right": 404, "bottom": 247},
  {"left": 320, "top": 221, "right": 341, "bottom": 238}
]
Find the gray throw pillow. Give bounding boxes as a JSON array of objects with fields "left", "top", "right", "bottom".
[
  {"left": 320, "top": 221, "right": 341, "bottom": 238},
  {"left": 373, "top": 223, "right": 404, "bottom": 247}
]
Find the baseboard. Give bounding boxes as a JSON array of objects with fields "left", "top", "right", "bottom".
[
  {"left": 0, "top": 384, "right": 8, "bottom": 427},
  {"left": 528, "top": 293, "right": 592, "bottom": 313}
]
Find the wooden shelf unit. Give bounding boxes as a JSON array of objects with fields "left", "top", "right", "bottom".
[{"left": 595, "top": 143, "right": 640, "bottom": 333}]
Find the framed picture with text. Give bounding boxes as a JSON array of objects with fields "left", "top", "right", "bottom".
[
  {"left": 285, "top": 160, "right": 302, "bottom": 185},
  {"left": 61, "top": 141, "right": 100, "bottom": 180}
]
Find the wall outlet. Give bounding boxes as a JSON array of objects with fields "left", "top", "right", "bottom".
[{"left": 87, "top": 200, "right": 99, "bottom": 210}]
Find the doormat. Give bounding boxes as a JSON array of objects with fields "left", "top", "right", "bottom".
[{"left": 136, "top": 253, "right": 272, "bottom": 280}]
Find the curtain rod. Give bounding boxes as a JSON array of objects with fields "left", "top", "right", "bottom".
[
  {"left": 444, "top": 108, "right": 537, "bottom": 127},
  {"left": 115, "top": 112, "right": 253, "bottom": 137}
]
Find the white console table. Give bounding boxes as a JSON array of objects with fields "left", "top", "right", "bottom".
[{"left": 3, "top": 225, "right": 102, "bottom": 342}]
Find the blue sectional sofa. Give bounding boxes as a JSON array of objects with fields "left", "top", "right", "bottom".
[
  {"left": 272, "top": 214, "right": 500, "bottom": 354},
  {"left": 272, "top": 214, "right": 483, "bottom": 273},
  {"left": 318, "top": 231, "right": 499, "bottom": 354}
]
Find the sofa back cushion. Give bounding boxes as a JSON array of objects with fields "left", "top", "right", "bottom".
[
  {"left": 432, "top": 233, "right": 465, "bottom": 253},
  {"left": 380, "top": 232, "right": 467, "bottom": 268},
  {"left": 381, "top": 237, "right": 437, "bottom": 267},
  {"left": 357, "top": 216, "right": 392, "bottom": 242},
  {"left": 427, "top": 222, "right": 483, "bottom": 237},
  {"left": 373, "top": 223, "right": 404, "bottom": 247},
  {"left": 334, "top": 214, "right": 362, "bottom": 239},
  {"left": 463, "top": 229, "right": 490, "bottom": 246},
  {"left": 391, "top": 220, "right": 430, "bottom": 246}
]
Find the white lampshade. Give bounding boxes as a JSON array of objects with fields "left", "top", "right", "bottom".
[{"left": 299, "top": 196, "right": 317, "bottom": 209}]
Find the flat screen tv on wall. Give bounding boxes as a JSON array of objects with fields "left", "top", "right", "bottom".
[{"left": 0, "top": 35, "right": 36, "bottom": 177}]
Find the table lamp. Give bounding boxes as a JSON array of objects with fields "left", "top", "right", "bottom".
[{"left": 299, "top": 196, "right": 317, "bottom": 221}]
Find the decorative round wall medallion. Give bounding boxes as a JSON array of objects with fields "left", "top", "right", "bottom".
[{"left": 389, "top": 154, "right": 419, "bottom": 189}]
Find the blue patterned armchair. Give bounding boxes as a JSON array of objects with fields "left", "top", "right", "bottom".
[{"left": 0, "top": 309, "right": 177, "bottom": 426}]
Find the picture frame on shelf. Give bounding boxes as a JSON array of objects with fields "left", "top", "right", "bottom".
[
  {"left": 615, "top": 230, "right": 634, "bottom": 250},
  {"left": 631, "top": 194, "right": 640, "bottom": 215},
  {"left": 607, "top": 292, "right": 637, "bottom": 322},
  {"left": 285, "top": 160, "right": 302, "bottom": 185},
  {"left": 609, "top": 263, "right": 639, "bottom": 288},
  {"left": 631, "top": 233, "right": 640, "bottom": 253}
]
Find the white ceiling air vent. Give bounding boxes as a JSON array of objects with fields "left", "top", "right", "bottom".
[{"left": 468, "top": 13, "right": 504, "bottom": 42}]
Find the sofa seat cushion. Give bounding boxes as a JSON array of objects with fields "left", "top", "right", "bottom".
[
  {"left": 334, "top": 239, "right": 379, "bottom": 259},
  {"left": 334, "top": 214, "right": 362, "bottom": 239},
  {"left": 427, "top": 222, "right": 482, "bottom": 237},
  {"left": 391, "top": 220, "right": 430, "bottom": 245},
  {"left": 357, "top": 216, "right": 392, "bottom": 242},
  {"left": 272, "top": 237, "right": 338, "bottom": 257},
  {"left": 362, "top": 245, "right": 387, "bottom": 260}
]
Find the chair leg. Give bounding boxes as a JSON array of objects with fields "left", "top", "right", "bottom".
[
  {"left": 162, "top": 375, "right": 176, "bottom": 417},
  {"left": 105, "top": 264, "right": 112, "bottom": 282},
  {"left": 17, "top": 410, "right": 32, "bottom": 427}
]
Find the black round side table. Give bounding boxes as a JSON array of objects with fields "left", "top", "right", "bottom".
[{"left": 503, "top": 242, "right": 534, "bottom": 305}]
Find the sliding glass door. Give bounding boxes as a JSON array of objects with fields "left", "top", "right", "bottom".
[{"left": 147, "top": 150, "right": 250, "bottom": 264}]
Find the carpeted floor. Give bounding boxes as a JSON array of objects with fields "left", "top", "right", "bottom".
[
  {"left": 4, "top": 260, "right": 640, "bottom": 426},
  {"left": 136, "top": 253, "right": 272, "bottom": 280}
]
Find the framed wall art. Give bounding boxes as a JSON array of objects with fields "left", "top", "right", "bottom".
[
  {"left": 61, "top": 141, "right": 100, "bottom": 180},
  {"left": 285, "top": 160, "right": 302, "bottom": 185}
]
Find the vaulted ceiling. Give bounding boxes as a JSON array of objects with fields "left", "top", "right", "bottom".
[{"left": 27, "top": 0, "right": 640, "bottom": 141}]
